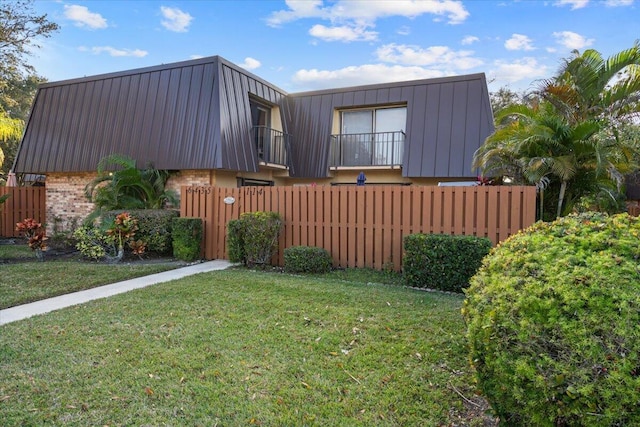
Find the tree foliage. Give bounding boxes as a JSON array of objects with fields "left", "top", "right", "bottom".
[
  {"left": 84, "top": 154, "right": 178, "bottom": 223},
  {"left": 0, "top": 0, "right": 58, "bottom": 178},
  {"left": 0, "top": 0, "right": 59, "bottom": 79},
  {"left": 475, "top": 43, "right": 640, "bottom": 219}
]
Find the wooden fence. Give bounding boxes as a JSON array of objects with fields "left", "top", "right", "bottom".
[
  {"left": 0, "top": 187, "right": 47, "bottom": 238},
  {"left": 181, "top": 185, "right": 537, "bottom": 271}
]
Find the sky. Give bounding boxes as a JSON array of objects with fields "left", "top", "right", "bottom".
[{"left": 27, "top": 0, "right": 639, "bottom": 94}]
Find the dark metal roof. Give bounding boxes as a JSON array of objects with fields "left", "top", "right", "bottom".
[
  {"left": 14, "top": 56, "right": 492, "bottom": 179},
  {"left": 13, "top": 56, "right": 289, "bottom": 174},
  {"left": 287, "top": 73, "right": 494, "bottom": 178}
]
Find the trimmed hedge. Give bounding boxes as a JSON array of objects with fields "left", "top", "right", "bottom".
[
  {"left": 171, "top": 217, "right": 202, "bottom": 262},
  {"left": 284, "top": 246, "right": 333, "bottom": 274},
  {"left": 402, "top": 233, "right": 492, "bottom": 292},
  {"left": 226, "top": 211, "right": 283, "bottom": 267},
  {"left": 226, "top": 218, "right": 245, "bottom": 264},
  {"left": 103, "top": 209, "right": 178, "bottom": 254},
  {"left": 463, "top": 212, "right": 640, "bottom": 426}
]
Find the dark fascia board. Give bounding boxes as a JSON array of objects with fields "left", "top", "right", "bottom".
[
  {"left": 287, "top": 73, "right": 489, "bottom": 98},
  {"left": 36, "top": 55, "right": 290, "bottom": 96}
]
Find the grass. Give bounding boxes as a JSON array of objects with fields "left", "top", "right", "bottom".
[
  {"left": 0, "top": 243, "right": 33, "bottom": 259},
  {"left": 0, "top": 269, "right": 488, "bottom": 426},
  {"left": 0, "top": 256, "right": 182, "bottom": 310}
]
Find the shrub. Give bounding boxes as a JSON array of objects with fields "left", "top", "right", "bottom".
[
  {"left": 103, "top": 209, "right": 178, "bottom": 254},
  {"left": 226, "top": 218, "right": 245, "bottom": 264},
  {"left": 171, "top": 217, "right": 202, "bottom": 262},
  {"left": 74, "top": 213, "right": 144, "bottom": 262},
  {"left": 16, "top": 218, "right": 48, "bottom": 261},
  {"left": 284, "top": 246, "right": 333, "bottom": 274},
  {"left": 463, "top": 212, "right": 640, "bottom": 426},
  {"left": 402, "top": 233, "right": 492, "bottom": 292},
  {"left": 226, "top": 211, "right": 282, "bottom": 267},
  {"left": 73, "top": 225, "right": 114, "bottom": 260}
]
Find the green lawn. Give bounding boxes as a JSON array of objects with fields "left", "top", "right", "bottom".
[
  {"left": 0, "top": 240, "right": 183, "bottom": 310},
  {"left": 0, "top": 243, "right": 33, "bottom": 260},
  {"left": 0, "top": 261, "right": 182, "bottom": 309},
  {"left": 0, "top": 269, "right": 490, "bottom": 426}
]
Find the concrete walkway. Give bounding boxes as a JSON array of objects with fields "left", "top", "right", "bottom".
[{"left": 0, "top": 259, "right": 233, "bottom": 326}]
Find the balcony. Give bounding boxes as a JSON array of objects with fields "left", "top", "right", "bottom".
[
  {"left": 252, "top": 126, "right": 292, "bottom": 168},
  {"left": 329, "top": 131, "right": 405, "bottom": 167}
]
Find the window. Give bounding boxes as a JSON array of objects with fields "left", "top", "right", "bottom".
[{"left": 340, "top": 106, "right": 406, "bottom": 166}]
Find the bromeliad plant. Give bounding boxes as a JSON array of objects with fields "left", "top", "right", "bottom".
[{"left": 16, "top": 218, "right": 48, "bottom": 261}]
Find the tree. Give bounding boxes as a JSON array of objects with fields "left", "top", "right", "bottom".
[
  {"left": 541, "top": 42, "right": 640, "bottom": 124},
  {"left": 0, "top": 0, "right": 59, "bottom": 79},
  {"left": 84, "top": 154, "right": 178, "bottom": 222},
  {"left": 0, "top": 73, "right": 45, "bottom": 120},
  {"left": 474, "top": 102, "right": 617, "bottom": 218},
  {"left": 0, "top": 74, "right": 45, "bottom": 178},
  {"left": 0, "top": 1, "right": 58, "bottom": 176},
  {"left": 0, "top": 113, "right": 23, "bottom": 171},
  {"left": 475, "top": 43, "right": 640, "bottom": 219}
]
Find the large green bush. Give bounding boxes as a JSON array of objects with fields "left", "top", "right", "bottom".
[
  {"left": 402, "top": 233, "right": 492, "bottom": 292},
  {"left": 103, "top": 209, "right": 178, "bottom": 254},
  {"left": 284, "top": 246, "right": 333, "bottom": 274},
  {"left": 463, "top": 212, "right": 640, "bottom": 426},
  {"left": 171, "top": 217, "right": 202, "bottom": 262},
  {"left": 226, "top": 211, "right": 282, "bottom": 267}
]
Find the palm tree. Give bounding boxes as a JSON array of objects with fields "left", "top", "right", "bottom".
[
  {"left": 541, "top": 42, "right": 640, "bottom": 124},
  {"left": 475, "top": 43, "right": 640, "bottom": 219},
  {"left": 84, "top": 154, "right": 178, "bottom": 221},
  {"left": 476, "top": 103, "right": 595, "bottom": 217}
]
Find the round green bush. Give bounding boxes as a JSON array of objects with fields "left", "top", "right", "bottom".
[
  {"left": 463, "top": 212, "right": 640, "bottom": 426},
  {"left": 284, "top": 246, "right": 333, "bottom": 274}
]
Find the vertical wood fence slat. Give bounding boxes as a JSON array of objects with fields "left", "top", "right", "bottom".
[{"left": 180, "top": 185, "right": 537, "bottom": 270}]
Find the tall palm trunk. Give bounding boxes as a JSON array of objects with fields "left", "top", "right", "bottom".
[{"left": 556, "top": 180, "right": 567, "bottom": 218}]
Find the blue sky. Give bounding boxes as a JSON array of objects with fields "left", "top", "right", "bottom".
[{"left": 28, "top": 0, "right": 639, "bottom": 93}]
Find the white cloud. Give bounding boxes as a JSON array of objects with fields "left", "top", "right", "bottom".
[
  {"left": 605, "top": 0, "right": 633, "bottom": 6},
  {"left": 461, "top": 35, "right": 479, "bottom": 45},
  {"left": 553, "top": 31, "right": 595, "bottom": 49},
  {"left": 190, "top": 55, "right": 205, "bottom": 60},
  {"left": 490, "top": 57, "right": 549, "bottom": 85},
  {"left": 309, "top": 24, "right": 377, "bottom": 42},
  {"left": 267, "top": 0, "right": 469, "bottom": 27},
  {"left": 505, "top": 34, "right": 535, "bottom": 51},
  {"left": 64, "top": 5, "right": 107, "bottom": 29},
  {"left": 266, "top": 0, "right": 327, "bottom": 27},
  {"left": 376, "top": 43, "right": 483, "bottom": 70},
  {"left": 79, "top": 46, "right": 148, "bottom": 57},
  {"left": 239, "top": 57, "right": 261, "bottom": 70},
  {"left": 160, "top": 6, "right": 193, "bottom": 32},
  {"left": 554, "top": 0, "right": 589, "bottom": 9},
  {"left": 292, "top": 64, "right": 447, "bottom": 90}
]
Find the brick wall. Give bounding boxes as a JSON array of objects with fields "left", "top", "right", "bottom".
[
  {"left": 46, "top": 173, "right": 97, "bottom": 232},
  {"left": 45, "top": 170, "right": 227, "bottom": 232},
  {"left": 165, "top": 170, "right": 212, "bottom": 196}
]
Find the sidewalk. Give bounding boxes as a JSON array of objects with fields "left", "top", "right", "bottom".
[{"left": 0, "top": 260, "right": 233, "bottom": 326}]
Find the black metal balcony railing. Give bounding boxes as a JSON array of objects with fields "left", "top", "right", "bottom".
[
  {"left": 252, "top": 126, "right": 292, "bottom": 167},
  {"left": 330, "top": 131, "right": 405, "bottom": 167}
]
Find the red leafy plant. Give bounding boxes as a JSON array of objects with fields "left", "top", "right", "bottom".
[
  {"left": 105, "top": 213, "right": 146, "bottom": 261},
  {"left": 16, "top": 218, "right": 48, "bottom": 261}
]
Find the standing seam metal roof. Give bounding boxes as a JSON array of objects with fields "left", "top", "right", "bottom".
[{"left": 13, "top": 56, "right": 493, "bottom": 179}]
